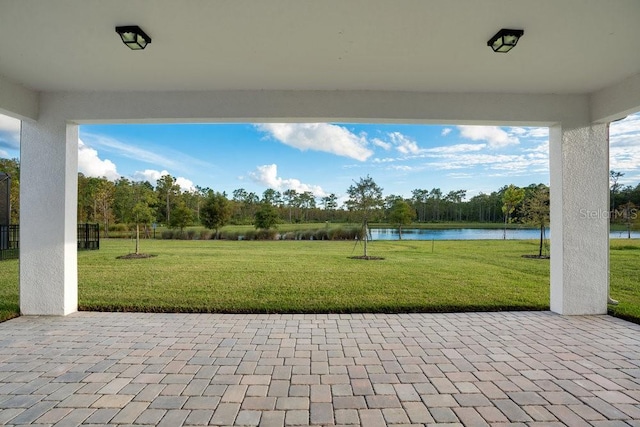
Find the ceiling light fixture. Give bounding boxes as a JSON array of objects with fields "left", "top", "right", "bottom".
[
  {"left": 115, "top": 25, "right": 151, "bottom": 50},
  {"left": 487, "top": 29, "right": 524, "bottom": 53}
]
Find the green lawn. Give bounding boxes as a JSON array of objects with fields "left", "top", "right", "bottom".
[
  {"left": 609, "top": 239, "right": 640, "bottom": 321},
  {"left": 0, "top": 257, "right": 18, "bottom": 322},
  {"left": 1, "top": 238, "right": 639, "bottom": 322}
]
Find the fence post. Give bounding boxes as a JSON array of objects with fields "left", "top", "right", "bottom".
[{"left": 0, "top": 225, "right": 6, "bottom": 251}]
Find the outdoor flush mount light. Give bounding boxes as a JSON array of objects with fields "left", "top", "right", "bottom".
[
  {"left": 487, "top": 28, "right": 524, "bottom": 53},
  {"left": 115, "top": 25, "right": 151, "bottom": 50}
]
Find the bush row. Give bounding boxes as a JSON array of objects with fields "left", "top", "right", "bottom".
[
  {"left": 160, "top": 229, "right": 280, "bottom": 241},
  {"left": 279, "top": 227, "right": 365, "bottom": 241},
  {"left": 158, "top": 227, "right": 365, "bottom": 241}
]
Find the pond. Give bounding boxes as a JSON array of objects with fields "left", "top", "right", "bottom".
[{"left": 369, "top": 228, "right": 640, "bottom": 240}]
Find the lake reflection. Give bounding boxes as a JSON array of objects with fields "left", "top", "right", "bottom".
[{"left": 369, "top": 228, "right": 640, "bottom": 240}]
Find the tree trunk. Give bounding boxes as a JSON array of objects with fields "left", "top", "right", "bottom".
[
  {"left": 135, "top": 223, "right": 140, "bottom": 255},
  {"left": 503, "top": 214, "right": 507, "bottom": 240},
  {"left": 363, "top": 222, "right": 368, "bottom": 257},
  {"left": 539, "top": 223, "right": 544, "bottom": 257},
  {"left": 166, "top": 194, "right": 170, "bottom": 225},
  {"left": 398, "top": 225, "right": 402, "bottom": 240}
]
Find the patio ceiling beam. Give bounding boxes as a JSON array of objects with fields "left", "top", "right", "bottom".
[
  {"left": 45, "top": 90, "right": 589, "bottom": 127},
  {"left": 0, "top": 74, "right": 39, "bottom": 121},
  {"left": 590, "top": 72, "right": 640, "bottom": 124}
]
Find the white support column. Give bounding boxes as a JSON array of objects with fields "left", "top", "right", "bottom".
[
  {"left": 20, "top": 113, "right": 78, "bottom": 315},
  {"left": 549, "top": 122, "right": 609, "bottom": 315}
]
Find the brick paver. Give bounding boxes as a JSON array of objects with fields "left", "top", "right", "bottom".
[{"left": 0, "top": 311, "right": 639, "bottom": 426}]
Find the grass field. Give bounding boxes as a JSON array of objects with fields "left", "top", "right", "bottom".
[
  {"left": 0, "top": 258, "right": 18, "bottom": 322},
  {"left": 1, "top": 238, "right": 639, "bottom": 322}
]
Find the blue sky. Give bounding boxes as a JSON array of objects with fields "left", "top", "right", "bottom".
[
  {"left": 1, "top": 113, "right": 640, "bottom": 203},
  {"left": 78, "top": 122, "right": 550, "bottom": 201}
]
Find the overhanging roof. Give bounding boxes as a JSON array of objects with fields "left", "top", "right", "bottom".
[{"left": 1, "top": 0, "right": 639, "bottom": 122}]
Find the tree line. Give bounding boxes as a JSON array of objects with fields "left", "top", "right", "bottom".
[
  {"left": 2, "top": 157, "right": 637, "bottom": 234},
  {"left": 79, "top": 175, "right": 553, "bottom": 236}
]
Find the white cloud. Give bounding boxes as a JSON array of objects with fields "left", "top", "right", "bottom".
[
  {"left": 458, "top": 125, "right": 519, "bottom": 148},
  {"left": 441, "top": 128, "right": 452, "bottom": 136},
  {"left": 78, "top": 139, "right": 120, "bottom": 180},
  {"left": 133, "top": 169, "right": 162, "bottom": 183},
  {"left": 248, "top": 164, "right": 326, "bottom": 197},
  {"left": 81, "top": 132, "right": 211, "bottom": 173},
  {"left": 0, "top": 115, "right": 20, "bottom": 134},
  {"left": 133, "top": 169, "right": 195, "bottom": 192},
  {"left": 609, "top": 113, "right": 640, "bottom": 178},
  {"left": 372, "top": 132, "right": 423, "bottom": 156},
  {"left": 372, "top": 143, "right": 486, "bottom": 165},
  {"left": 610, "top": 113, "right": 640, "bottom": 138},
  {"left": 176, "top": 177, "right": 196, "bottom": 192},
  {"left": 389, "top": 165, "right": 414, "bottom": 171},
  {"left": 0, "top": 114, "right": 20, "bottom": 151},
  {"left": 84, "top": 134, "right": 177, "bottom": 166},
  {"left": 424, "top": 143, "right": 486, "bottom": 154},
  {"left": 446, "top": 172, "right": 474, "bottom": 179},
  {"left": 610, "top": 145, "right": 640, "bottom": 172},
  {"left": 372, "top": 157, "right": 397, "bottom": 163},
  {"left": 256, "top": 123, "right": 373, "bottom": 161},
  {"left": 425, "top": 152, "right": 548, "bottom": 175},
  {"left": 372, "top": 138, "right": 392, "bottom": 150},
  {"left": 336, "top": 194, "right": 350, "bottom": 209},
  {"left": 522, "top": 140, "right": 549, "bottom": 156},
  {"left": 0, "top": 149, "right": 8, "bottom": 157},
  {"left": 388, "top": 132, "right": 422, "bottom": 155},
  {"left": 609, "top": 114, "right": 640, "bottom": 147},
  {"left": 509, "top": 126, "right": 549, "bottom": 139}
]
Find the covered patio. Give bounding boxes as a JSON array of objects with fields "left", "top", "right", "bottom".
[
  {"left": 1, "top": 1, "right": 639, "bottom": 316},
  {"left": 1, "top": 0, "right": 640, "bottom": 424},
  {"left": 1, "top": 312, "right": 639, "bottom": 426}
]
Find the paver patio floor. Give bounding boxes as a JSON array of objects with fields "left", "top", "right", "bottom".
[{"left": 0, "top": 311, "right": 639, "bottom": 426}]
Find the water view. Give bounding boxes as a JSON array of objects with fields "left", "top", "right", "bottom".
[{"left": 370, "top": 228, "right": 640, "bottom": 240}]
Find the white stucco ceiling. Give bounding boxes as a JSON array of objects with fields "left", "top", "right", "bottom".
[{"left": 1, "top": 0, "right": 639, "bottom": 95}]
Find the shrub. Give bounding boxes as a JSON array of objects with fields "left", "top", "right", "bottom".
[
  {"left": 329, "top": 227, "right": 348, "bottom": 240},
  {"left": 161, "top": 230, "right": 174, "bottom": 240},
  {"left": 186, "top": 230, "right": 197, "bottom": 240},
  {"left": 314, "top": 229, "right": 329, "bottom": 241},
  {"left": 328, "top": 226, "right": 363, "bottom": 240},
  {"left": 109, "top": 223, "right": 130, "bottom": 232},
  {"left": 300, "top": 230, "right": 315, "bottom": 240},
  {"left": 256, "top": 229, "right": 278, "bottom": 240},
  {"left": 224, "top": 231, "right": 242, "bottom": 240},
  {"left": 281, "top": 232, "right": 296, "bottom": 240}
]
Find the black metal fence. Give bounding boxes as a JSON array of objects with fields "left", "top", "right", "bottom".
[
  {"left": 0, "top": 223, "right": 99, "bottom": 261},
  {"left": 0, "top": 224, "right": 19, "bottom": 261},
  {"left": 78, "top": 223, "right": 100, "bottom": 250},
  {"left": 0, "top": 173, "right": 10, "bottom": 227}
]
